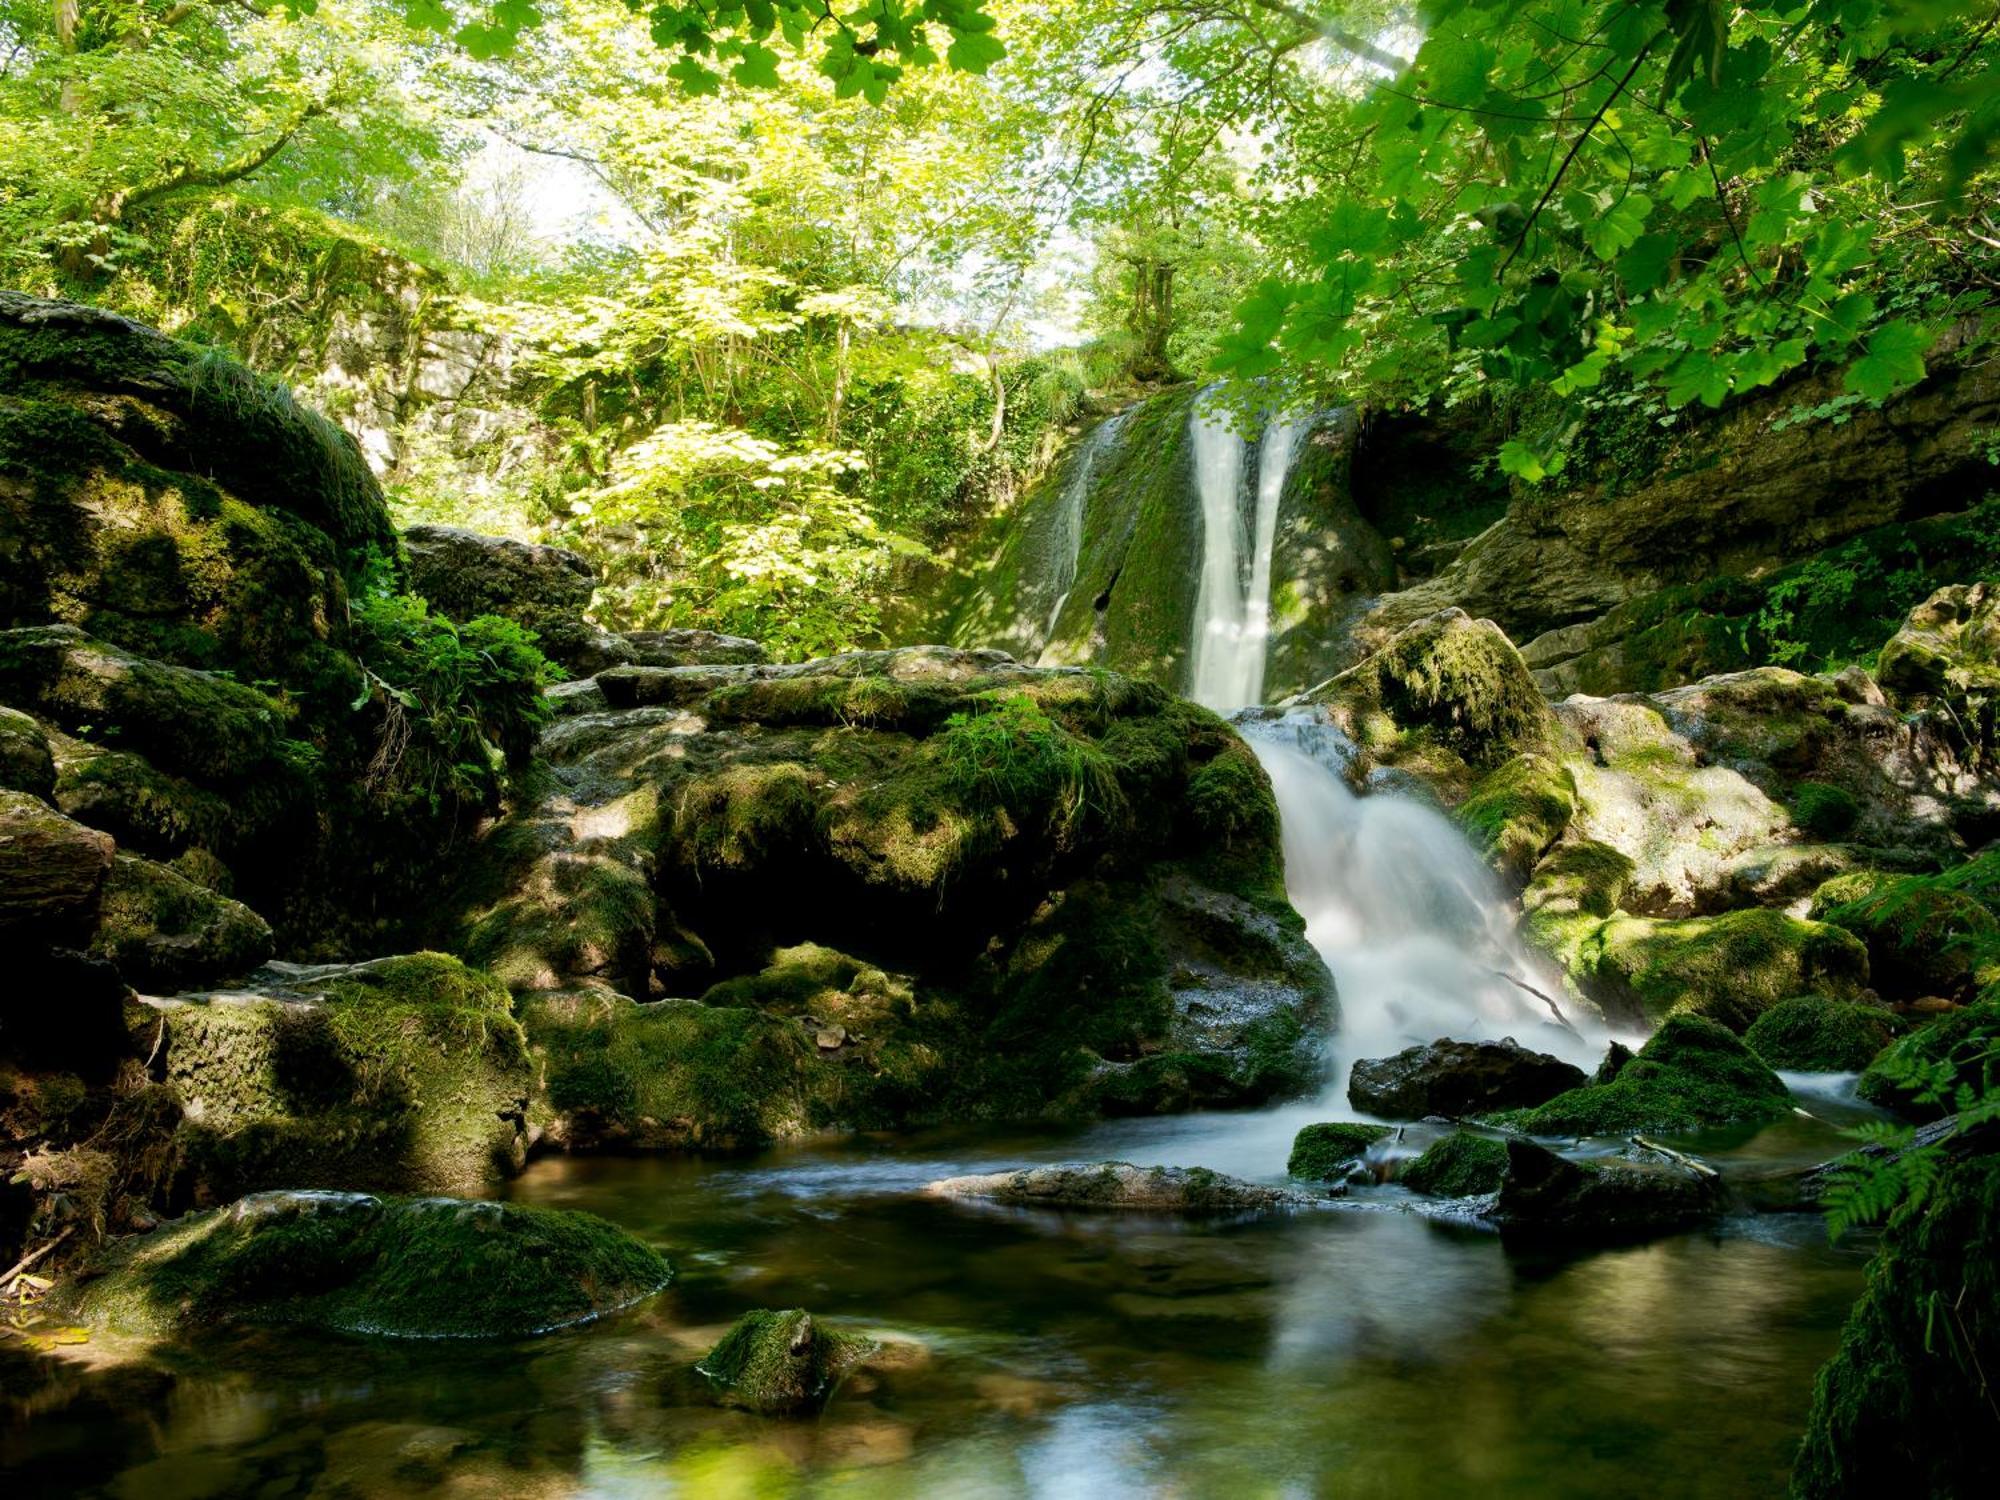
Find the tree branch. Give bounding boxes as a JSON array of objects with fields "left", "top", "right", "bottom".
[
  {"left": 115, "top": 99, "right": 327, "bottom": 218},
  {"left": 1240, "top": 0, "right": 1411, "bottom": 73}
]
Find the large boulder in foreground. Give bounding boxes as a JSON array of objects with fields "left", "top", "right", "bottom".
[
  {"left": 924, "top": 1161, "right": 1306, "bottom": 1212},
  {"left": 1492, "top": 1016, "right": 1792, "bottom": 1137},
  {"left": 1347, "top": 1037, "right": 1586, "bottom": 1120},
  {"left": 54, "top": 1190, "right": 670, "bottom": 1339},
  {"left": 1492, "top": 1138, "right": 1721, "bottom": 1243},
  {"left": 698, "top": 1309, "right": 874, "bottom": 1415},
  {"left": 459, "top": 647, "right": 1335, "bottom": 1139},
  {"left": 142, "top": 953, "right": 531, "bottom": 1200}
]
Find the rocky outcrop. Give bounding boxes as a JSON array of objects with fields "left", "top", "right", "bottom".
[
  {"left": 925, "top": 1161, "right": 1307, "bottom": 1211},
  {"left": 698, "top": 1308, "right": 875, "bottom": 1415},
  {"left": 0, "top": 788, "right": 113, "bottom": 941},
  {"left": 1347, "top": 1037, "right": 1587, "bottom": 1119},
  {"left": 1878, "top": 581, "right": 2000, "bottom": 707},
  {"left": 401, "top": 523, "right": 619, "bottom": 677},
  {"left": 457, "top": 646, "right": 1335, "bottom": 1139},
  {"left": 88, "top": 853, "right": 272, "bottom": 991},
  {"left": 1492, "top": 1016, "right": 1793, "bottom": 1136},
  {"left": 1491, "top": 1138, "right": 1722, "bottom": 1243},
  {"left": 1287, "top": 1122, "right": 1391, "bottom": 1180},
  {"left": 54, "top": 1189, "right": 671, "bottom": 1339}
]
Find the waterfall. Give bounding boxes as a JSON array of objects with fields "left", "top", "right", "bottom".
[
  {"left": 1238, "top": 712, "right": 1602, "bottom": 1097},
  {"left": 1188, "top": 396, "right": 1312, "bottom": 712},
  {"left": 1037, "top": 412, "right": 1128, "bottom": 662}
]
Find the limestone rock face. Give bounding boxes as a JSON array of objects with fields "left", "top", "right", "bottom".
[
  {"left": 0, "top": 787, "right": 114, "bottom": 941},
  {"left": 54, "top": 1189, "right": 671, "bottom": 1339},
  {"left": 1877, "top": 581, "right": 2000, "bottom": 707},
  {"left": 924, "top": 1161, "right": 1307, "bottom": 1212},
  {"left": 1346, "top": 1037, "right": 1587, "bottom": 1120},
  {"left": 460, "top": 646, "right": 1335, "bottom": 1141}
]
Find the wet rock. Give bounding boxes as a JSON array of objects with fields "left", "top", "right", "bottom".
[
  {"left": 0, "top": 787, "right": 113, "bottom": 941},
  {"left": 1399, "top": 1131, "right": 1509, "bottom": 1197},
  {"left": 54, "top": 1189, "right": 671, "bottom": 1339},
  {"left": 88, "top": 853, "right": 272, "bottom": 991},
  {"left": 924, "top": 1161, "right": 1309, "bottom": 1212},
  {"left": 1492, "top": 1138, "right": 1721, "bottom": 1243},
  {"left": 1493, "top": 1015, "right": 1792, "bottom": 1137},
  {"left": 697, "top": 1308, "right": 875, "bottom": 1415},
  {"left": 1347, "top": 1037, "right": 1587, "bottom": 1119},
  {"left": 1287, "top": 1122, "right": 1391, "bottom": 1180}
]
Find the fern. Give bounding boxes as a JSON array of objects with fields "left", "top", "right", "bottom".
[{"left": 1821, "top": 1042, "right": 1998, "bottom": 1242}]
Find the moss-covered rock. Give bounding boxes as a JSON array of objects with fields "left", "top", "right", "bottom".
[
  {"left": 1793, "top": 1144, "right": 2000, "bottom": 1499},
  {"left": 457, "top": 648, "right": 1334, "bottom": 1141},
  {"left": 1876, "top": 580, "right": 2000, "bottom": 708},
  {"left": 1791, "top": 781, "right": 1862, "bottom": 839},
  {"left": 697, "top": 1309, "right": 874, "bottom": 1415},
  {"left": 0, "top": 704, "right": 55, "bottom": 797},
  {"left": 1566, "top": 907, "right": 1869, "bottom": 1032},
  {"left": 1855, "top": 999, "right": 2000, "bottom": 1120},
  {"left": 400, "top": 524, "right": 624, "bottom": 678},
  {"left": 0, "top": 786, "right": 113, "bottom": 944},
  {"left": 1399, "top": 1131, "right": 1509, "bottom": 1197},
  {"left": 1743, "top": 997, "right": 1900, "bottom": 1073},
  {"left": 1287, "top": 1122, "right": 1392, "bottom": 1180},
  {"left": 1311, "top": 608, "right": 1556, "bottom": 789},
  {"left": 54, "top": 1189, "right": 670, "bottom": 1339},
  {"left": 147, "top": 954, "right": 531, "bottom": 1198},
  {"left": 88, "top": 853, "right": 272, "bottom": 991},
  {"left": 1494, "top": 1016, "right": 1792, "bottom": 1136},
  {"left": 1815, "top": 866, "right": 2000, "bottom": 1000},
  {"left": 1456, "top": 752, "right": 1577, "bottom": 885},
  {"left": 926, "top": 1160, "right": 1306, "bottom": 1211}
]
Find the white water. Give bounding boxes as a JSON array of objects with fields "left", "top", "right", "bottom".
[
  {"left": 1187, "top": 396, "right": 1313, "bottom": 712},
  {"left": 1239, "top": 712, "right": 1603, "bottom": 1102},
  {"left": 1037, "top": 411, "right": 1129, "bottom": 662}
]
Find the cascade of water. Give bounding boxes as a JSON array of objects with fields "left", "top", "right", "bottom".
[
  {"left": 1037, "top": 411, "right": 1129, "bottom": 662},
  {"left": 1238, "top": 711, "right": 1602, "bottom": 1097},
  {"left": 1187, "top": 395, "right": 1312, "bottom": 712}
]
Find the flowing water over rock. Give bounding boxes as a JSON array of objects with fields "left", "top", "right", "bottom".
[{"left": 1035, "top": 410, "right": 1128, "bottom": 661}]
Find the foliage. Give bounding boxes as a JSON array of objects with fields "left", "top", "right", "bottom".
[
  {"left": 933, "top": 690, "right": 1126, "bottom": 844},
  {"left": 347, "top": 561, "right": 554, "bottom": 810}
]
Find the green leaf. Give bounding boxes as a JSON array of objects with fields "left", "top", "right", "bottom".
[
  {"left": 1498, "top": 439, "right": 1563, "bottom": 483},
  {"left": 946, "top": 31, "right": 1006, "bottom": 74},
  {"left": 1583, "top": 192, "right": 1653, "bottom": 261},
  {"left": 1843, "top": 320, "right": 1932, "bottom": 402},
  {"left": 732, "top": 42, "right": 782, "bottom": 88}
]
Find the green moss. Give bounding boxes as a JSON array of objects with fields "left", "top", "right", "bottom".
[
  {"left": 1287, "top": 1122, "right": 1392, "bottom": 1180},
  {"left": 1856, "top": 998, "right": 2000, "bottom": 1119},
  {"left": 1400, "top": 1131, "right": 1509, "bottom": 1196},
  {"left": 1524, "top": 839, "right": 1635, "bottom": 920},
  {"left": 1793, "top": 1148, "right": 2000, "bottom": 1498},
  {"left": 1819, "top": 879, "right": 1999, "bottom": 999},
  {"left": 59, "top": 1191, "right": 670, "bottom": 1340},
  {"left": 698, "top": 1308, "right": 875, "bottom": 1415},
  {"left": 1457, "top": 753, "right": 1577, "bottom": 884},
  {"left": 1744, "top": 997, "right": 1901, "bottom": 1073},
  {"left": 1792, "top": 782, "right": 1862, "bottom": 839},
  {"left": 52, "top": 748, "right": 237, "bottom": 860},
  {"left": 1495, "top": 1015, "right": 1792, "bottom": 1136},
  {"left": 1181, "top": 739, "right": 1283, "bottom": 885},
  {"left": 1585, "top": 907, "right": 1870, "bottom": 1031},
  {"left": 88, "top": 853, "right": 272, "bottom": 990}
]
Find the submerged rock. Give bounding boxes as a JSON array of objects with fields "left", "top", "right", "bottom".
[
  {"left": 1492, "top": 1016, "right": 1792, "bottom": 1137},
  {"left": 1492, "top": 1138, "right": 1721, "bottom": 1243},
  {"left": 55, "top": 1189, "right": 671, "bottom": 1339},
  {"left": 924, "top": 1161, "right": 1307, "bottom": 1212},
  {"left": 1399, "top": 1131, "right": 1509, "bottom": 1197},
  {"left": 697, "top": 1308, "right": 874, "bottom": 1415},
  {"left": 1346, "top": 1037, "right": 1587, "bottom": 1120},
  {"left": 1286, "top": 1122, "right": 1391, "bottom": 1181},
  {"left": 1742, "top": 996, "right": 1900, "bottom": 1073}
]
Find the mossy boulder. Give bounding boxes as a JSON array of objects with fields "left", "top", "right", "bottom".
[
  {"left": 925, "top": 1161, "right": 1306, "bottom": 1211},
  {"left": 54, "top": 1189, "right": 670, "bottom": 1339},
  {"left": 0, "top": 786, "right": 113, "bottom": 943},
  {"left": 1875, "top": 580, "right": 2000, "bottom": 708},
  {"left": 1791, "top": 781, "right": 1862, "bottom": 839},
  {"left": 0, "top": 704, "right": 55, "bottom": 797},
  {"left": 1743, "top": 997, "right": 1900, "bottom": 1073},
  {"left": 1567, "top": 907, "right": 1869, "bottom": 1032},
  {"left": 146, "top": 954, "right": 531, "bottom": 1199},
  {"left": 1399, "top": 1131, "right": 1509, "bottom": 1197},
  {"left": 1814, "top": 869, "right": 2000, "bottom": 1000},
  {"left": 1287, "top": 1122, "right": 1392, "bottom": 1180},
  {"left": 1456, "top": 752, "right": 1577, "bottom": 886},
  {"left": 1494, "top": 1016, "right": 1792, "bottom": 1137},
  {"left": 1491, "top": 1137, "right": 1722, "bottom": 1243},
  {"left": 88, "top": 853, "right": 272, "bottom": 991},
  {"left": 400, "top": 524, "right": 623, "bottom": 678},
  {"left": 1856, "top": 999, "right": 2000, "bottom": 1120},
  {"left": 457, "top": 648, "right": 1333, "bottom": 1139},
  {"left": 1311, "top": 608, "right": 1556, "bottom": 789},
  {"left": 1347, "top": 1037, "right": 1587, "bottom": 1120},
  {"left": 1793, "top": 1144, "right": 2000, "bottom": 1499},
  {"left": 698, "top": 1309, "right": 874, "bottom": 1416}
]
